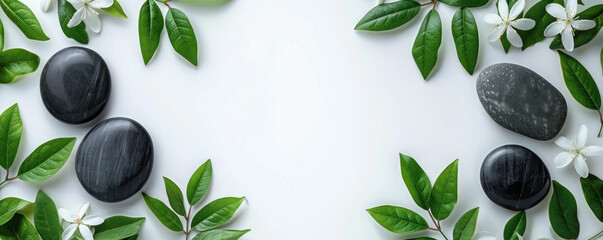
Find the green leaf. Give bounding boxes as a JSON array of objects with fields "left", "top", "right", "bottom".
[
  {"left": 164, "top": 177, "right": 186, "bottom": 216},
  {"left": 0, "top": 197, "right": 31, "bottom": 226},
  {"left": 165, "top": 8, "right": 198, "bottom": 66},
  {"left": 0, "top": 104, "right": 22, "bottom": 170},
  {"left": 412, "top": 10, "right": 442, "bottom": 80},
  {"left": 0, "top": 213, "right": 39, "bottom": 240},
  {"left": 438, "top": 0, "right": 488, "bottom": 7},
  {"left": 191, "top": 197, "right": 245, "bottom": 231},
  {"left": 187, "top": 159, "right": 213, "bottom": 206},
  {"left": 451, "top": 8, "right": 478, "bottom": 75},
  {"left": 192, "top": 229, "right": 251, "bottom": 240},
  {"left": 430, "top": 159, "right": 458, "bottom": 220},
  {"left": 399, "top": 153, "right": 431, "bottom": 210},
  {"left": 0, "top": 18, "right": 4, "bottom": 52},
  {"left": 580, "top": 174, "right": 603, "bottom": 222},
  {"left": 103, "top": 0, "right": 127, "bottom": 18},
  {"left": 354, "top": 0, "right": 420, "bottom": 31},
  {"left": 0, "top": 0, "right": 49, "bottom": 40},
  {"left": 138, "top": 0, "right": 163, "bottom": 65},
  {"left": 558, "top": 51, "right": 600, "bottom": 110},
  {"left": 17, "top": 137, "right": 76, "bottom": 182},
  {"left": 504, "top": 211, "right": 527, "bottom": 240},
  {"left": 142, "top": 193, "right": 183, "bottom": 231},
  {"left": 34, "top": 191, "right": 62, "bottom": 240},
  {"left": 122, "top": 234, "right": 139, "bottom": 240},
  {"left": 452, "top": 207, "right": 479, "bottom": 240},
  {"left": 94, "top": 216, "right": 145, "bottom": 240},
  {"left": 550, "top": 5, "right": 603, "bottom": 50},
  {"left": 58, "top": 0, "right": 88, "bottom": 44},
  {"left": 519, "top": 0, "right": 562, "bottom": 50},
  {"left": 366, "top": 205, "right": 428, "bottom": 234},
  {"left": 0, "top": 48, "right": 40, "bottom": 84},
  {"left": 549, "top": 181, "right": 580, "bottom": 239}
]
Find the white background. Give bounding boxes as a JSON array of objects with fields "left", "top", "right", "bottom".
[{"left": 1, "top": 0, "right": 602, "bottom": 239}]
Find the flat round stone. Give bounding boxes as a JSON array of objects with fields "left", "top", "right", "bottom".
[
  {"left": 480, "top": 145, "right": 551, "bottom": 211},
  {"left": 76, "top": 118, "right": 153, "bottom": 202},
  {"left": 40, "top": 47, "right": 111, "bottom": 124}
]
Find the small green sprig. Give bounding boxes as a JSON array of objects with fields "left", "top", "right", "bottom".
[{"left": 143, "top": 159, "right": 250, "bottom": 240}]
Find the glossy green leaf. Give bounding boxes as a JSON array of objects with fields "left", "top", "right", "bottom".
[
  {"left": 103, "top": 0, "right": 127, "bottom": 18},
  {"left": 192, "top": 229, "right": 251, "bottom": 240},
  {"left": 192, "top": 197, "right": 245, "bottom": 231},
  {"left": 187, "top": 159, "right": 213, "bottom": 206},
  {"left": 58, "top": 0, "right": 88, "bottom": 44},
  {"left": 453, "top": 207, "right": 479, "bottom": 240},
  {"left": 519, "top": 0, "right": 562, "bottom": 50},
  {"left": 580, "top": 174, "right": 603, "bottom": 222},
  {"left": 366, "top": 205, "right": 428, "bottom": 234},
  {"left": 558, "top": 51, "right": 600, "bottom": 110},
  {"left": 0, "top": 0, "right": 49, "bottom": 40},
  {"left": 34, "top": 191, "right": 62, "bottom": 240},
  {"left": 354, "top": 0, "right": 420, "bottom": 31},
  {"left": 0, "top": 18, "right": 4, "bottom": 52},
  {"left": 94, "top": 216, "right": 145, "bottom": 240},
  {"left": 550, "top": 5, "right": 603, "bottom": 50},
  {"left": 430, "top": 159, "right": 458, "bottom": 220},
  {"left": 164, "top": 177, "right": 186, "bottom": 216},
  {"left": 0, "top": 197, "right": 31, "bottom": 226},
  {"left": 438, "top": 0, "right": 488, "bottom": 7},
  {"left": 122, "top": 234, "right": 139, "bottom": 240},
  {"left": 504, "top": 211, "right": 526, "bottom": 240},
  {"left": 165, "top": 8, "right": 198, "bottom": 66},
  {"left": 18, "top": 137, "right": 76, "bottom": 182},
  {"left": 412, "top": 10, "right": 442, "bottom": 80},
  {"left": 0, "top": 213, "right": 39, "bottom": 240},
  {"left": 142, "top": 193, "right": 183, "bottom": 231},
  {"left": 451, "top": 8, "right": 478, "bottom": 75},
  {"left": 399, "top": 153, "right": 431, "bottom": 210},
  {"left": 138, "top": 0, "right": 163, "bottom": 65},
  {"left": 549, "top": 181, "right": 580, "bottom": 239},
  {"left": 0, "top": 104, "right": 22, "bottom": 170},
  {"left": 0, "top": 48, "right": 40, "bottom": 84}
]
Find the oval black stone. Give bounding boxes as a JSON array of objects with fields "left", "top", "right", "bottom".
[
  {"left": 76, "top": 118, "right": 153, "bottom": 202},
  {"left": 40, "top": 47, "right": 111, "bottom": 124},
  {"left": 480, "top": 145, "right": 551, "bottom": 211}
]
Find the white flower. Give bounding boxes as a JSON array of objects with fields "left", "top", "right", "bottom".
[
  {"left": 554, "top": 125, "right": 603, "bottom": 178},
  {"left": 543, "top": 0, "right": 596, "bottom": 51},
  {"left": 41, "top": 0, "right": 56, "bottom": 12},
  {"left": 59, "top": 202, "right": 104, "bottom": 240},
  {"left": 484, "top": 0, "right": 536, "bottom": 48},
  {"left": 66, "top": 0, "right": 114, "bottom": 33}
]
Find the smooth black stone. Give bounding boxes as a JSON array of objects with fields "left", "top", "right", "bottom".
[
  {"left": 480, "top": 145, "right": 551, "bottom": 211},
  {"left": 477, "top": 63, "right": 567, "bottom": 140},
  {"left": 76, "top": 118, "right": 153, "bottom": 202},
  {"left": 40, "top": 47, "right": 111, "bottom": 124}
]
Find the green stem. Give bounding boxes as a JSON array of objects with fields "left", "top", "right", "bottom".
[
  {"left": 426, "top": 210, "right": 449, "bottom": 240},
  {"left": 588, "top": 230, "right": 603, "bottom": 240},
  {"left": 597, "top": 110, "right": 603, "bottom": 138},
  {"left": 184, "top": 205, "right": 193, "bottom": 240}
]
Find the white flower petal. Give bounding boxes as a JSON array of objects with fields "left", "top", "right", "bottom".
[
  {"left": 506, "top": 26, "right": 523, "bottom": 47},
  {"left": 574, "top": 154, "right": 589, "bottom": 178},
  {"left": 488, "top": 25, "right": 507, "bottom": 42},
  {"left": 82, "top": 215, "right": 104, "bottom": 226},
  {"left": 498, "top": 0, "right": 509, "bottom": 20},
  {"left": 484, "top": 14, "right": 503, "bottom": 25},
  {"left": 555, "top": 136, "right": 573, "bottom": 150},
  {"left": 508, "top": 0, "right": 525, "bottom": 20},
  {"left": 582, "top": 146, "right": 603, "bottom": 156},
  {"left": 88, "top": 0, "right": 114, "bottom": 9},
  {"left": 58, "top": 208, "right": 77, "bottom": 222},
  {"left": 473, "top": 231, "right": 497, "bottom": 240},
  {"left": 546, "top": 3, "right": 567, "bottom": 19},
  {"left": 41, "top": 0, "right": 55, "bottom": 12},
  {"left": 79, "top": 225, "right": 94, "bottom": 240},
  {"left": 544, "top": 21, "right": 567, "bottom": 37},
  {"left": 83, "top": 8, "right": 102, "bottom": 33},
  {"left": 566, "top": 0, "right": 577, "bottom": 18},
  {"left": 77, "top": 201, "right": 90, "bottom": 218},
  {"left": 511, "top": 18, "right": 535, "bottom": 30},
  {"left": 573, "top": 20, "right": 596, "bottom": 30},
  {"left": 67, "top": 7, "right": 85, "bottom": 28},
  {"left": 62, "top": 224, "right": 77, "bottom": 240},
  {"left": 555, "top": 152, "right": 575, "bottom": 168},
  {"left": 578, "top": 124, "right": 588, "bottom": 147},
  {"left": 67, "top": 0, "right": 84, "bottom": 9},
  {"left": 562, "top": 26, "right": 574, "bottom": 51}
]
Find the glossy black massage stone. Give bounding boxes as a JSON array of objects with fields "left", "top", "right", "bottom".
[
  {"left": 76, "top": 117, "right": 153, "bottom": 202},
  {"left": 480, "top": 145, "right": 551, "bottom": 211},
  {"left": 40, "top": 47, "right": 111, "bottom": 124}
]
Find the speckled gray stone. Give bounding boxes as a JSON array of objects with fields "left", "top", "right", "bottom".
[
  {"left": 477, "top": 63, "right": 567, "bottom": 141},
  {"left": 76, "top": 118, "right": 153, "bottom": 202}
]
